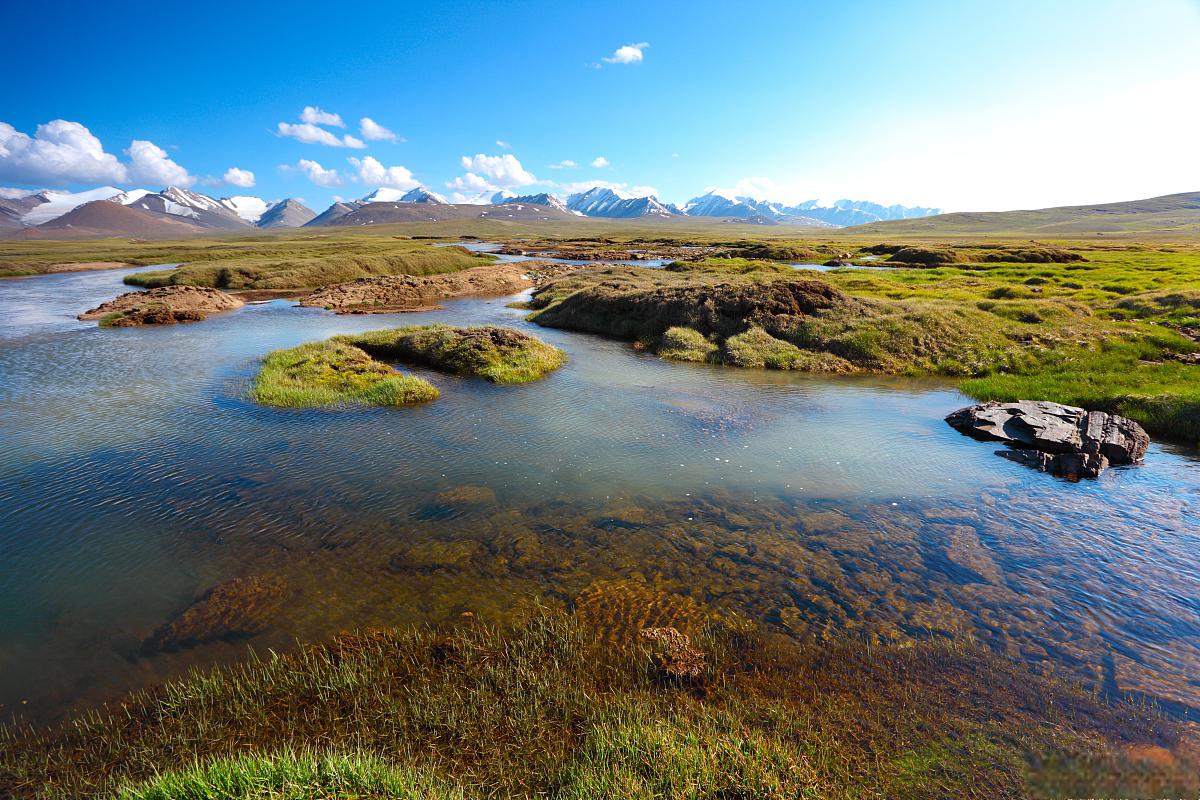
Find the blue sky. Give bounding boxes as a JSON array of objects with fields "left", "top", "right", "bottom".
[{"left": 2, "top": 0, "right": 1198, "bottom": 211}]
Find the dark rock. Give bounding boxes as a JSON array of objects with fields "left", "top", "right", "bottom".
[{"left": 945, "top": 400, "right": 1149, "bottom": 479}]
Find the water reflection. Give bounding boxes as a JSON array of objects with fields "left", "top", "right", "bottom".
[{"left": 0, "top": 263, "right": 1197, "bottom": 723}]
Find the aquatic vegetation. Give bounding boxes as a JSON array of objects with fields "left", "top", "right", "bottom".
[
  {"left": 252, "top": 341, "right": 438, "bottom": 408},
  {"left": 2, "top": 611, "right": 1193, "bottom": 799},
  {"left": 340, "top": 325, "right": 566, "bottom": 384}
]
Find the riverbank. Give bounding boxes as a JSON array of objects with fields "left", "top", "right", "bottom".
[{"left": 3, "top": 610, "right": 1195, "bottom": 799}]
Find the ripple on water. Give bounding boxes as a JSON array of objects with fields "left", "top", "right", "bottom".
[{"left": 0, "top": 262, "right": 1198, "bottom": 723}]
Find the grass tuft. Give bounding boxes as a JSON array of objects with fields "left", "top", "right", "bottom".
[{"left": 252, "top": 341, "right": 438, "bottom": 408}]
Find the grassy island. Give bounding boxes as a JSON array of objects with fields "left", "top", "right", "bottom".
[
  {"left": 528, "top": 245, "right": 1200, "bottom": 443},
  {"left": 252, "top": 341, "right": 438, "bottom": 408},
  {"left": 339, "top": 325, "right": 567, "bottom": 384},
  {"left": 1, "top": 611, "right": 1193, "bottom": 798}
]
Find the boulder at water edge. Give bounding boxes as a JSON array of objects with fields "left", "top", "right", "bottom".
[{"left": 945, "top": 400, "right": 1149, "bottom": 479}]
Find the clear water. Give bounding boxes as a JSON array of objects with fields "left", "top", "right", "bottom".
[{"left": 2, "top": 264, "right": 1198, "bottom": 723}]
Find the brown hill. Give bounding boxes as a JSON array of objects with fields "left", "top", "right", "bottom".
[{"left": 16, "top": 200, "right": 205, "bottom": 239}]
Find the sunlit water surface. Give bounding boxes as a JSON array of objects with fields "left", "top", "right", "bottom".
[{"left": 1, "top": 263, "right": 1198, "bottom": 722}]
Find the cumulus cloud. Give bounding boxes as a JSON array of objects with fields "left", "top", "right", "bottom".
[
  {"left": 300, "top": 106, "right": 344, "bottom": 128},
  {"left": 277, "top": 121, "right": 366, "bottom": 148},
  {"left": 292, "top": 159, "right": 343, "bottom": 187},
  {"left": 277, "top": 108, "right": 366, "bottom": 148},
  {"left": 223, "top": 167, "right": 256, "bottom": 188},
  {"left": 126, "top": 139, "right": 193, "bottom": 186},
  {"left": 348, "top": 155, "right": 419, "bottom": 189},
  {"left": 460, "top": 153, "right": 536, "bottom": 187},
  {"left": 360, "top": 117, "right": 400, "bottom": 142},
  {"left": 445, "top": 171, "right": 495, "bottom": 195},
  {"left": 591, "top": 156, "right": 609, "bottom": 168},
  {"left": 602, "top": 42, "right": 648, "bottom": 65},
  {"left": 0, "top": 119, "right": 128, "bottom": 186},
  {"left": 0, "top": 186, "right": 35, "bottom": 198},
  {"left": 548, "top": 159, "right": 577, "bottom": 169}
]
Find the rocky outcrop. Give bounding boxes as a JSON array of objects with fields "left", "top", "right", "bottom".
[
  {"left": 945, "top": 400, "right": 1150, "bottom": 478},
  {"left": 80, "top": 286, "right": 243, "bottom": 326}
]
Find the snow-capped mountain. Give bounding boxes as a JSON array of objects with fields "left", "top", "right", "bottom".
[
  {"left": 219, "top": 195, "right": 271, "bottom": 223},
  {"left": 127, "top": 186, "right": 249, "bottom": 229},
  {"left": 566, "top": 187, "right": 680, "bottom": 218},
  {"left": 504, "top": 192, "right": 568, "bottom": 213},
  {"left": 788, "top": 199, "right": 941, "bottom": 226},
  {"left": 108, "top": 188, "right": 155, "bottom": 207},
  {"left": 17, "top": 186, "right": 125, "bottom": 227},
  {"left": 682, "top": 191, "right": 940, "bottom": 226},
  {"left": 490, "top": 189, "right": 517, "bottom": 204},
  {"left": 359, "top": 186, "right": 448, "bottom": 204}
]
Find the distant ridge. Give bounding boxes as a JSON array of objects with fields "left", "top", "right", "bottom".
[{"left": 847, "top": 191, "right": 1200, "bottom": 235}]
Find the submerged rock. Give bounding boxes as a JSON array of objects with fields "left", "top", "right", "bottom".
[
  {"left": 80, "top": 286, "right": 243, "bottom": 327},
  {"left": 640, "top": 626, "right": 706, "bottom": 680},
  {"left": 146, "top": 575, "right": 286, "bottom": 652},
  {"left": 945, "top": 400, "right": 1149, "bottom": 479}
]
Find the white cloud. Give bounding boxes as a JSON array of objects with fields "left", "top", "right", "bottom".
[
  {"left": 602, "top": 42, "right": 648, "bottom": 65},
  {"left": 496, "top": 140, "right": 511, "bottom": 149},
  {"left": 293, "top": 159, "right": 343, "bottom": 187},
  {"left": 126, "top": 139, "right": 193, "bottom": 186},
  {"left": 0, "top": 186, "right": 35, "bottom": 198},
  {"left": 548, "top": 159, "right": 577, "bottom": 169},
  {"left": 348, "top": 155, "right": 419, "bottom": 189},
  {"left": 551, "top": 179, "right": 659, "bottom": 198},
  {"left": 445, "top": 171, "right": 495, "bottom": 195},
  {"left": 300, "top": 106, "right": 344, "bottom": 128},
  {"left": 591, "top": 156, "right": 609, "bottom": 168},
  {"left": 458, "top": 153, "right": 536, "bottom": 188},
  {"left": 360, "top": 117, "right": 400, "bottom": 142},
  {"left": 0, "top": 119, "right": 127, "bottom": 186},
  {"left": 277, "top": 113, "right": 366, "bottom": 148},
  {"left": 223, "top": 167, "right": 256, "bottom": 188}
]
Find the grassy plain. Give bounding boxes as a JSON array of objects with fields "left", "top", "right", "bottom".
[{"left": 3, "top": 611, "right": 1194, "bottom": 799}]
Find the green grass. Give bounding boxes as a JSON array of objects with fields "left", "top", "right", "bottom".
[
  {"left": 2, "top": 610, "right": 1194, "bottom": 799},
  {"left": 0, "top": 231, "right": 493, "bottom": 286},
  {"left": 252, "top": 341, "right": 438, "bottom": 408},
  {"left": 339, "top": 325, "right": 567, "bottom": 384},
  {"left": 113, "top": 750, "right": 464, "bottom": 800}
]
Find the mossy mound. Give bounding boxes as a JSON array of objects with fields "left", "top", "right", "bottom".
[
  {"left": 252, "top": 341, "right": 438, "bottom": 408},
  {"left": 529, "top": 267, "right": 1019, "bottom": 376},
  {"left": 339, "top": 325, "right": 566, "bottom": 384},
  {"left": 664, "top": 257, "right": 795, "bottom": 275}
]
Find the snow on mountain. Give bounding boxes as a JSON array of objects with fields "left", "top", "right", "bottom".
[
  {"left": 503, "top": 193, "right": 568, "bottom": 213},
  {"left": 490, "top": 189, "right": 517, "bottom": 204},
  {"left": 566, "top": 187, "right": 679, "bottom": 218},
  {"left": 108, "top": 188, "right": 155, "bottom": 206},
  {"left": 21, "top": 186, "right": 124, "bottom": 226},
  {"left": 219, "top": 195, "right": 271, "bottom": 223},
  {"left": 681, "top": 192, "right": 940, "bottom": 227},
  {"left": 359, "top": 186, "right": 448, "bottom": 204},
  {"left": 127, "top": 187, "right": 250, "bottom": 229}
]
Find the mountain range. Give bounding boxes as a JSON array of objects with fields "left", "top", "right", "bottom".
[{"left": 0, "top": 183, "right": 941, "bottom": 238}]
